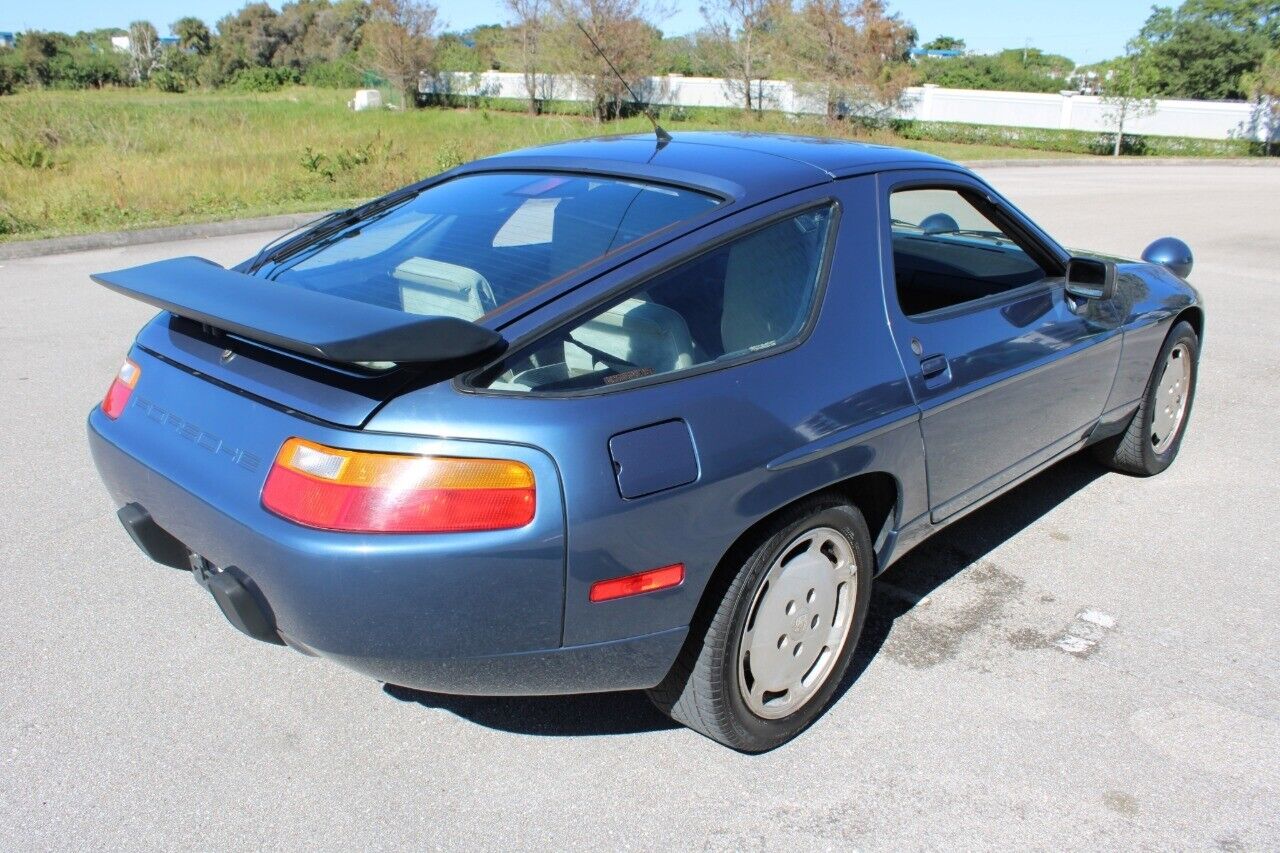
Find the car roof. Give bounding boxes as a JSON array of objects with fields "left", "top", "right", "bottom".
[{"left": 466, "top": 131, "right": 960, "bottom": 204}]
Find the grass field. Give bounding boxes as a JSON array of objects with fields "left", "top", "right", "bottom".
[{"left": 0, "top": 87, "right": 1077, "bottom": 243}]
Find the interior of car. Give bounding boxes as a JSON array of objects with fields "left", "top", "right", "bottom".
[
  {"left": 267, "top": 173, "right": 721, "bottom": 321},
  {"left": 890, "top": 187, "right": 1047, "bottom": 316},
  {"left": 487, "top": 207, "right": 833, "bottom": 393},
  {"left": 891, "top": 234, "right": 1046, "bottom": 315}
]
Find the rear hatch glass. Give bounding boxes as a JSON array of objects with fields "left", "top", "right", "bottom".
[
  {"left": 139, "top": 172, "right": 718, "bottom": 427},
  {"left": 261, "top": 172, "right": 720, "bottom": 322}
]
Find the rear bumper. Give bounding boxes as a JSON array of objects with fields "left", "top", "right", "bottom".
[{"left": 88, "top": 407, "right": 684, "bottom": 695}]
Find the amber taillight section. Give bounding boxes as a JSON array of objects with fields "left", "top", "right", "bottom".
[{"left": 261, "top": 438, "right": 535, "bottom": 533}]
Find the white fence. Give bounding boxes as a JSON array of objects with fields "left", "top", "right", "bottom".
[{"left": 423, "top": 71, "right": 1271, "bottom": 142}]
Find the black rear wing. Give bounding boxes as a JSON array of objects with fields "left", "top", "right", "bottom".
[{"left": 91, "top": 257, "right": 504, "bottom": 366}]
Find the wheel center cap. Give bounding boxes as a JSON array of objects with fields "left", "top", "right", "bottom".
[{"left": 790, "top": 606, "right": 811, "bottom": 638}]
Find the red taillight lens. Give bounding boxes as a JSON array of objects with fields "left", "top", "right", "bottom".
[
  {"left": 589, "top": 564, "right": 685, "bottom": 603},
  {"left": 101, "top": 358, "right": 141, "bottom": 419},
  {"left": 261, "top": 438, "right": 535, "bottom": 533}
]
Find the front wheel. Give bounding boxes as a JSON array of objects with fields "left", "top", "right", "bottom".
[
  {"left": 647, "top": 496, "right": 873, "bottom": 752},
  {"left": 1094, "top": 320, "right": 1199, "bottom": 476}
]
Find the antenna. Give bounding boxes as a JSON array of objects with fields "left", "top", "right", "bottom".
[{"left": 575, "top": 21, "right": 672, "bottom": 147}]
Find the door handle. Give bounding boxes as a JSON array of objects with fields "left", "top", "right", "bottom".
[{"left": 920, "top": 354, "right": 948, "bottom": 378}]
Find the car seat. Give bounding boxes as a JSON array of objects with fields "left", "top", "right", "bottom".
[{"left": 393, "top": 257, "right": 496, "bottom": 321}]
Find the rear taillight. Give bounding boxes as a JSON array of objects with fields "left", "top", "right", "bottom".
[
  {"left": 101, "top": 358, "right": 141, "bottom": 419},
  {"left": 261, "top": 438, "right": 535, "bottom": 533}
]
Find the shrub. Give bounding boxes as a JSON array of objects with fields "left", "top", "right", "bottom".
[
  {"left": 299, "top": 134, "right": 396, "bottom": 182},
  {"left": 150, "top": 69, "right": 186, "bottom": 93},
  {"left": 228, "top": 66, "right": 298, "bottom": 93},
  {"left": 0, "top": 202, "right": 29, "bottom": 236},
  {"left": 197, "top": 53, "right": 231, "bottom": 88},
  {"left": 40, "top": 46, "right": 127, "bottom": 90},
  {"left": 0, "top": 53, "right": 21, "bottom": 96},
  {"left": 150, "top": 48, "right": 201, "bottom": 93},
  {"left": 302, "top": 58, "right": 363, "bottom": 89},
  {"left": 434, "top": 141, "right": 465, "bottom": 173},
  {"left": 890, "top": 119, "right": 1256, "bottom": 157},
  {"left": 0, "top": 140, "right": 57, "bottom": 169}
]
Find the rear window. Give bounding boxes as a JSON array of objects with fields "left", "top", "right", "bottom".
[{"left": 264, "top": 173, "right": 720, "bottom": 320}]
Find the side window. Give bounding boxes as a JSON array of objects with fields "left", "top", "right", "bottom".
[
  {"left": 890, "top": 187, "right": 1046, "bottom": 316},
  {"left": 480, "top": 206, "right": 834, "bottom": 393}
]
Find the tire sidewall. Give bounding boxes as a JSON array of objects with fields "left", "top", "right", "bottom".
[{"left": 719, "top": 502, "right": 874, "bottom": 751}]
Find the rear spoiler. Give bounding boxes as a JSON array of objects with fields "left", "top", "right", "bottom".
[{"left": 91, "top": 257, "right": 505, "bottom": 366}]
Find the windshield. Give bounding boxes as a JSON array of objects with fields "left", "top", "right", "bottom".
[{"left": 263, "top": 172, "right": 721, "bottom": 321}]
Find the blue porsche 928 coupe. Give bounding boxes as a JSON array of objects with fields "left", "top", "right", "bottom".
[{"left": 88, "top": 133, "right": 1202, "bottom": 751}]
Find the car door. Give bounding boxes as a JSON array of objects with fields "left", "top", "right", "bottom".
[{"left": 877, "top": 170, "right": 1122, "bottom": 522}]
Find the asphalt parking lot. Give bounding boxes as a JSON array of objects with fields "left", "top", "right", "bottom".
[{"left": 1, "top": 163, "right": 1277, "bottom": 850}]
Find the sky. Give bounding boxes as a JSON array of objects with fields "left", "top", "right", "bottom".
[{"left": 1, "top": 0, "right": 1154, "bottom": 65}]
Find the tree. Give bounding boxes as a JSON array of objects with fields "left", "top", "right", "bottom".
[
  {"left": 8, "top": 30, "right": 129, "bottom": 89},
  {"left": 1242, "top": 48, "right": 1280, "bottom": 152},
  {"left": 216, "top": 3, "right": 285, "bottom": 74},
  {"left": 469, "top": 24, "right": 508, "bottom": 69},
  {"left": 917, "top": 47, "right": 1074, "bottom": 93},
  {"left": 273, "top": 1, "right": 326, "bottom": 69},
  {"left": 658, "top": 33, "right": 717, "bottom": 75},
  {"left": 0, "top": 53, "right": 21, "bottom": 96},
  {"left": 272, "top": 0, "right": 369, "bottom": 70},
  {"left": 436, "top": 32, "right": 487, "bottom": 72},
  {"left": 171, "top": 17, "right": 213, "bottom": 55},
  {"left": 551, "top": 0, "right": 666, "bottom": 122},
  {"left": 506, "top": 0, "right": 550, "bottom": 112},
  {"left": 785, "top": 0, "right": 915, "bottom": 121},
  {"left": 922, "top": 34, "right": 963, "bottom": 51},
  {"left": 365, "top": 0, "right": 440, "bottom": 106},
  {"left": 55, "top": 42, "right": 131, "bottom": 88},
  {"left": 15, "top": 31, "right": 66, "bottom": 86},
  {"left": 127, "top": 20, "right": 161, "bottom": 83},
  {"left": 700, "top": 0, "right": 784, "bottom": 111},
  {"left": 1136, "top": 1, "right": 1279, "bottom": 100},
  {"left": 1102, "top": 40, "right": 1159, "bottom": 155}
]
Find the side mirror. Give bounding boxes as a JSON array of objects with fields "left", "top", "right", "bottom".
[
  {"left": 920, "top": 213, "right": 959, "bottom": 234},
  {"left": 1065, "top": 256, "right": 1117, "bottom": 301},
  {"left": 1141, "top": 237, "right": 1193, "bottom": 279}
]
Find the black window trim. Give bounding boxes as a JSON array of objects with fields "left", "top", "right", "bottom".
[
  {"left": 899, "top": 276, "right": 1070, "bottom": 325},
  {"left": 879, "top": 170, "right": 1071, "bottom": 322},
  {"left": 460, "top": 196, "right": 843, "bottom": 399}
]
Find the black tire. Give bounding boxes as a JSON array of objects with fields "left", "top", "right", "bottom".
[
  {"left": 1093, "top": 320, "right": 1199, "bottom": 476},
  {"left": 647, "top": 495, "right": 873, "bottom": 752}
]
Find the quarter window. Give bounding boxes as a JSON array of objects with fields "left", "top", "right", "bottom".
[
  {"left": 890, "top": 187, "right": 1045, "bottom": 316},
  {"left": 481, "top": 206, "right": 835, "bottom": 393}
]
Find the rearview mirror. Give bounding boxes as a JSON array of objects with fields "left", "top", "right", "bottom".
[{"left": 1065, "top": 257, "right": 1117, "bottom": 301}]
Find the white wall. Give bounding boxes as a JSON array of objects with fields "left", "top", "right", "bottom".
[{"left": 423, "top": 71, "right": 1270, "bottom": 143}]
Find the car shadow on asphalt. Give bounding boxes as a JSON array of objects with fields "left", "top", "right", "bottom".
[
  {"left": 382, "top": 682, "right": 682, "bottom": 735},
  {"left": 383, "top": 454, "right": 1108, "bottom": 738},
  {"left": 834, "top": 452, "right": 1108, "bottom": 698}
]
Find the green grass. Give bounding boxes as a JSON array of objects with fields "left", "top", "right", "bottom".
[{"left": 0, "top": 87, "right": 1075, "bottom": 243}]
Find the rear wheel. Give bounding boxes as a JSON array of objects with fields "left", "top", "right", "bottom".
[
  {"left": 1094, "top": 320, "right": 1199, "bottom": 476},
  {"left": 647, "top": 496, "right": 872, "bottom": 752}
]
